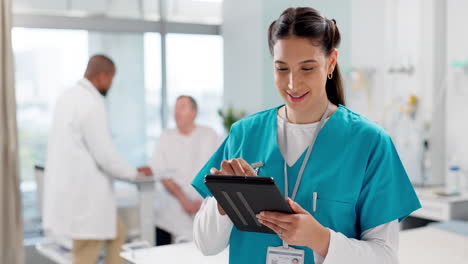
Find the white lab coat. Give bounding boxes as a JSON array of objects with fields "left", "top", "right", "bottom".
[
  {"left": 43, "top": 78, "right": 137, "bottom": 240},
  {"left": 151, "top": 126, "right": 220, "bottom": 240}
]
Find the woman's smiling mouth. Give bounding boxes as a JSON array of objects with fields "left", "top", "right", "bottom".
[{"left": 287, "top": 91, "right": 309, "bottom": 102}]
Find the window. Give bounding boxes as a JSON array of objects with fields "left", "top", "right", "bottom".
[
  {"left": 13, "top": 28, "right": 88, "bottom": 185},
  {"left": 13, "top": 28, "right": 165, "bottom": 237},
  {"left": 144, "top": 33, "right": 163, "bottom": 155},
  {"left": 13, "top": 29, "right": 163, "bottom": 181},
  {"left": 13, "top": 0, "right": 223, "bottom": 239},
  {"left": 13, "top": 28, "right": 88, "bottom": 236},
  {"left": 87, "top": 31, "right": 158, "bottom": 166},
  {"left": 166, "top": 33, "right": 223, "bottom": 134}
]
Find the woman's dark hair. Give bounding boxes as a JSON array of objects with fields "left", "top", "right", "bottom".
[{"left": 268, "top": 7, "right": 345, "bottom": 106}]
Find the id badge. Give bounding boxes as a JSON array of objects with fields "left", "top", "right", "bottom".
[{"left": 266, "top": 246, "right": 305, "bottom": 264}]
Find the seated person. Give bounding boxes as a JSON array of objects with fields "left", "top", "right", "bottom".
[{"left": 151, "top": 95, "right": 220, "bottom": 244}]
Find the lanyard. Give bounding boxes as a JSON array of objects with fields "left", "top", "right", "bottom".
[{"left": 283, "top": 102, "right": 330, "bottom": 201}]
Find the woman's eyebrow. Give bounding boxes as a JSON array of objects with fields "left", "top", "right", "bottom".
[
  {"left": 274, "top": 60, "right": 287, "bottom": 64},
  {"left": 274, "top": 59, "right": 318, "bottom": 64},
  {"left": 300, "top": 59, "right": 318, "bottom": 64}
]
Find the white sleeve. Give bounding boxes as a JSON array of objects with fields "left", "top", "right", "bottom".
[
  {"left": 315, "top": 220, "right": 399, "bottom": 264},
  {"left": 81, "top": 102, "right": 137, "bottom": 180},
  {"left": 193, "top": 197, "right": 233, "bottom": 255}
]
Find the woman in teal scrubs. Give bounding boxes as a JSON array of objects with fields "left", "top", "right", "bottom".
[{"left": 192, "top": 7, "right": 421, "bottom": 264}]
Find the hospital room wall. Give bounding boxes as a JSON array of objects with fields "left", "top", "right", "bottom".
[
  {"left": 348, "top": 0, "right": 445, "bottom": 185},
  {"left": 348, "top": 0, "right": 387, "bottom": 122},
  {"left": 222, "top": 0, "right": 264, "bottom": 114},
  {"left": 222, "top": 0, "right": 351, "bottom": 114},
  {"left": 446, "top": 0, "right": 468, "bottom": 183}
]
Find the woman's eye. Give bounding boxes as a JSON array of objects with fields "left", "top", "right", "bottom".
[
  {"left": 302, "top": 67, "right": 314, "bottom": 71},
  {"left": 276, "top": 68, "right": 289, "bottom": 72}
]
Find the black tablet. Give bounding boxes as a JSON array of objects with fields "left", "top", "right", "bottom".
[{"left": 204, "top": 175, "right": 293, "bottom": 234}]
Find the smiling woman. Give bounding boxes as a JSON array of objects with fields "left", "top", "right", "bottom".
[
  {"left": 191, "top": 6, "right": 421, "bottom": 264},
  {"left": 268, "top": 8, "right": 344, "bottom": 124}
]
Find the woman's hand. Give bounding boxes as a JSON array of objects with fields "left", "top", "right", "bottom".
[
  {"left": 210, "top": 158, "right": 257, "bottom": 215},
  {"left": 256, "top": 198, "right": 331, "bottom": 257},
  {"left": 210, "top": 158, "right": 257, "bottom": 177}
]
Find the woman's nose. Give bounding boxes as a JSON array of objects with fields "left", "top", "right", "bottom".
[{"left": 288, "top": 72, "right": 296, "bottom": 90}]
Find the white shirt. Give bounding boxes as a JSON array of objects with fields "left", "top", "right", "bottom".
[
  {"left": 193, "top": 113, "right": 399, "bottom": 263},
  {"left": 276, "top": 115, "right": 329, "bottom": 167},
  {"left": 151, "top": 126, "right": 220, "bottom": 240},
  {"left": 43, "top": 78, "right": 137, "bottom": 240}
]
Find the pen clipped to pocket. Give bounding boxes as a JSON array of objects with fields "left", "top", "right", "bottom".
[{"left": 313, "top": 192, "right": 317, "bottom": 212}]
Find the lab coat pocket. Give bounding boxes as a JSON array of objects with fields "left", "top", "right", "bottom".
[{"left": 313, "top": 197, "right": 356, "bottom": 235}]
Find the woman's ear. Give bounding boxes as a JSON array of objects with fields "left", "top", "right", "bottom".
[{"left": 328, "top": 48, "right": 339, "bottom": 74}]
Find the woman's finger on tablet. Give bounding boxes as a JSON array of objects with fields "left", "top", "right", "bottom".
[
  {"left": 221, "top": 160, "right": 235, "bottom": 175},
  {"left": 231, "top": 159, "right": 246, "bottom": 175},
  {"left": 210, "top": 168, "right": 222, "bottom": 175},
  {"left": 238, "top": 158, "right": 257, "bottom": 176}
]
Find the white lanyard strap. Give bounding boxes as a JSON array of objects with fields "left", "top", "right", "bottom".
[{"left": 283, "top": 102, "right": 330, "bottom": 201}]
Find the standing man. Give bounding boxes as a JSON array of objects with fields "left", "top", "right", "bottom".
[
  {"left": 43, "top": 55, "right": 152, "bottom": 264},
  {"left": 151, "top": 95, "right": 220, "bottom": 244}
]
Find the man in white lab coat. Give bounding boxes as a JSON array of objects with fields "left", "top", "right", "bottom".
[
  {"left": 151, "top": 96, "right": 220, "bottom": 244},
  {"left": 42, "top": 55, "right": 152, "bottom": 264}
]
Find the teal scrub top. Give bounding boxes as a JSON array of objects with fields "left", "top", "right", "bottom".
[{"left": 191, "top": 105, "right": 421, "bottom": 264}]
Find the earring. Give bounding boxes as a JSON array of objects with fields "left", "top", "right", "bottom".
[{"left": 328, "top": 73, "right": 333, "bottom": 79}]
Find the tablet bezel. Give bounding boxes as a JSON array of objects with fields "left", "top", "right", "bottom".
[{"left": 204, "top": 175, "right": 293, "bottom": 234}]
